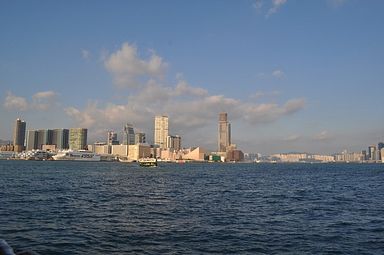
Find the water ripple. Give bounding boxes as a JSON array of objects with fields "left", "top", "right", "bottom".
[{"left": 1, "top": 161, "right": 384, "bottom": 254}]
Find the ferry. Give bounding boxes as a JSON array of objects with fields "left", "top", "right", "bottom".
[
  {"left": 52, "top": 150, "right": 101, "bottom": 161},
  {"left": 138, "top": 157, "right": 158, "bottom": 167}
]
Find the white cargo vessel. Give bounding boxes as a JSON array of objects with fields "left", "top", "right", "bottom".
[{"left": 52, "top": 150, "right": 101, "bottom": 161}]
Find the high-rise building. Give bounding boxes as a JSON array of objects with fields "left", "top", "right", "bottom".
[
  {"left": 123, "top": 124, "right": 135, "bottom": 145},
  {"left": 26, "top": 130, "right": 38, "bottom": 151},
  {"left": 381, "top": 148, "right": 384, "bottom": 163},
  {"left": 52, "top": 129, "right": 69, "bottom": 150},
  {"left": 36, "top": 129, "right": 53, "bottom": 150},
  {"left": 13, "top": 118, "right": 26, "bottom": 152},
  {"left": 69, "top": 128, "right": 87, "bottom": 150},
  {"left": 135, "top": 132, "right": 146, "bottom": 144},
  {"left": 154, "top": 116, "right": 169, "bottom": 149},
  {"left": 378, "top": 142, "right": 384, "bottom": 161},
  {"left": 167, "top": 135, "right": 181, "bottom": 151},
  {"left": 218, "top": 112, "right": 231, "bottom": 152},
  {"left": 107, "top": 131, "right": 119, "bottom": 145},
  {"left": 362, "top": 150, "right": 367, "bottom": 161},
  {"left": 368, "top": 145, "right": 377, "bottom": 161}
]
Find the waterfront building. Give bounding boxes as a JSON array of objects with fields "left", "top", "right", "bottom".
[
  {"left": 182, "top": 147, "right": 206, "bottom": 161},
  {"left": 154, "top": 116, "right": 169, "bottom": 149},
  {"left": 93, "top": 142, "right": 110, "bottom": 154},
  {"left": 107, "top": 131, "right": 119, "bottom": 145},
  {"left": 135, "top": 132, "right": 146, "bottom": 144},
  {"left": 381, "top": 148, "right": 384, "bottom": 163},
  {"left": 123, "top": 124, "right": 135, "bottom": 145},
  {"left": 378, "top": 142, "right": 384, "bottom": 161},
  {"left": 52, "top": 129, "right": 69, "bottom": 150},
  {"left": 69, "top": 128, "right": 87, "bottom": 150},
  {"left": 218, "top": 112, "right": 231, "bottom": 152},
  {"left": 167, "top": 135, "right": 181, "bottom": 151},
  {"left": 36, "top": 129, "right": 53, "bottom": 150},
  {"left": 111, "top": 144, "right": 128, "bottom": 157},
  {"left": 335, "top": 150, "right": 364, "bottom": 162},
  {"left": 128, "top": 144, "right": 151, "bottom": 160},
  {"left": 226, "top": 149, "right": 245, "bottom": 162},
  {"left": 362, "top": 150, "right": 367, "bottom": 161},
  {"left": 368, "top": 145, "right": 377, "bottom": 161},
  {"left": 26, "top": 130, "right": 38, "bottom": 151},
  {"left": 312, "top": 154, "right": 335, "bottom": 162},
  {"left": 13, "top": 118, "right": 26, "bottom": 152}
]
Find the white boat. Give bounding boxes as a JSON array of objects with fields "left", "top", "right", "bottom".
[
  {"left": 52, "top": 150, "right": 101, "bottom": 161},
  {"left": 138, "top": 158, "right": 158, "bottom": 167},
  {"left": 118, "top": 156, "right": 135, "bottom": 163}
]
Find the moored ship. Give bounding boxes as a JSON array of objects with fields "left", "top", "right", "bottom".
[{"left": 52, "top": 150, "right": 101, "bottom": 161}]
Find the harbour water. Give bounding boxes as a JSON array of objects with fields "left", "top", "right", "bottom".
[{"left": 1, "top": 161, "right": 383, "bottom": 254}]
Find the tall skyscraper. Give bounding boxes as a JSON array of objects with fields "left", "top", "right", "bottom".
[
  {"left": 107, "top": 131, "right": 119, "bottom": 145},
  {"left": 13, "top": 118, "right": 26, "bottom": 152},
  {"left": 218, "top": 112, "right": 231, "bottom": 152},
  {"left": 26, "top": 130, "right": 38, "bottom": 151},
  {"left": 378, "top": 142, "right": 384, "bottom": 161},
  {"left": 123, "top": 124, "right": 135, "bottom": 145},
  {"left": 368, "top": 145, "right": 377, "bottom": 161},
  {"left": 52, "top": 129, "right": 69, "bottom": 150},
  {"left": 154, "top": 115, "right": 169, "bottom": 149},
  {"left": 36, "top": 129, "right": 53, "bottom": 150},
  {"left": 135, "top": 132, "right": 146, "bottom": 144},
  {"left": 69, "top": 128, "right": 87, "bottom": 150}
]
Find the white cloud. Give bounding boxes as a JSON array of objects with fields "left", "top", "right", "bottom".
[
  {"left": 3, "top": 90, "right": 58, "bottom": 111},
  {"left": 283, "top": 134, "right": 301, "bottom": 142},
  {"left": 64, "top": 43, "right": 306, "bottom": 146},
  {"left": 272, "top": 69, "right": 285, "bottom": 79},
  {"left": 253, "top": 0, "right": 264, "bottom": 11},
  {"left": 32, "top": 90, "right": 58, "bottom": 110},
  {"left": 313, "top": 130, "right": 331, "bottom": 141},
  {"left": 266, "top": 0, "right": 287, "bottom": 17},
  {"left": 104, "top": 42, "right": 168, "bottom": 88},
  {"left": 32, "top": 91, "right": 56, "bottom": 99},
  {"left": 4, "top": 92, "right": 28, "bottom": 111},
  {"left": 243, "top": 98, "right": 305, "bottom": 124},
  {"left": 81, "top": 49, "right": 91, "bottom": 60}
]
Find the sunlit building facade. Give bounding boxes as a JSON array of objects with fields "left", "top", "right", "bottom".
[
  {"left": 69, "top": 128, "right": 87, "bottom": 150},
  {"left": 154, "top": 116, "right": 169, "bottom": 149},
  {"left": 218, "top": 112, "right": 231, "bottom": 152}
]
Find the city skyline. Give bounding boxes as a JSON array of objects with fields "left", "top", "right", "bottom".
[{"left": 1, "top": 1, "right": 384, "bottom": 154}]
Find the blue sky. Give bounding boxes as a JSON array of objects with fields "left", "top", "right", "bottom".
[{"left": 1, "top": 0, "right": 383, "bottom": 154}]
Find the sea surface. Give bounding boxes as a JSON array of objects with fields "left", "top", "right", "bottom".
[{"left": 1, "top": 161, "right": 383, "bottom": 254}]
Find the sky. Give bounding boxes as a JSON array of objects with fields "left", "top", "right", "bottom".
[{"left": 1, "top": 0, "right": 383, "bottom": 155}]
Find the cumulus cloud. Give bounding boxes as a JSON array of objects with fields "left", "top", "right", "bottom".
[
  {"left": 104, "top": 42, "right": 168, "bottom": 88},
  {"left": 32, "top": 90, "right": 58, "bottom": 110},
  {"left": 81, "top": 49, "right": 91, "bottom": 60},
  {"left": 266, "top": 0, "right": 287, "bottom": 17},
  {"left": 64, "top": 42, "right": 306, "bottom": 146},
  {"left": 3, "top": 90, "right": 58, "bottom": 111},
  {"left": 4, "top": 92, "right": 28, "bottom": 111},
  {"left": 32, "top": 90, "right": 56, "bottom": 99},
  {"left": 243, "top": 98, "right": 305, "bottom": 124}
]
